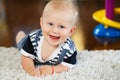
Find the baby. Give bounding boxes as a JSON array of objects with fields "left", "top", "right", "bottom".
[{"left": 16, "top": 0, "right": 78, "bottom": 76}]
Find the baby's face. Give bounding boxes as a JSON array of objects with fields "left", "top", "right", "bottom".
[{"left": 40, "top": 9, "right": 76, "bottom": 46}]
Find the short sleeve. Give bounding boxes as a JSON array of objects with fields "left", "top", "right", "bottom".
[
  {"left": 58, "top": 38, "right": 77, "bottom": 69},
  {"left": 61, "top": 50, "right": 77, "bottom": 68},
  {"left": 20, "top": 35, "right": 36, "bottom": 59}
]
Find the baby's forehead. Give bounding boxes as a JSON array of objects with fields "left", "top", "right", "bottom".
[
  {"left": 42, "top": 0, "right": 78, "bottom": 25},
  {"left": 43, "top": 0, "right": 77, "bottom": 15}
]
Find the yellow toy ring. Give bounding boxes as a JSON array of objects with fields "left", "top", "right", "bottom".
[{"left": 93, "top": 8, "right": 120, "bottom": 29}]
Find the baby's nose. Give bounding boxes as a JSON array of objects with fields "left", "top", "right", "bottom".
[{"left": 52, "top": 26, "right": 59, "bottom": 33}]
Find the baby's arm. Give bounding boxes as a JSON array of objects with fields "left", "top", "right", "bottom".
[
  {"left": 39, "top": 64, "right": 69, "bottom": 76},
  {"left": 40, "top": 51, "right": 77, "bottom": 75},
  {"left": 21, "top": 55, "right": 41, "bottom": 76},
  {"left": 54, "top": 64, "right": 69, "bottom": 73}
]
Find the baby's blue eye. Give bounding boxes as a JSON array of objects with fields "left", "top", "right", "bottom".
[
  {"left": 48, "top": 23, "right": 53, "bottom": 26},
  {"left": 59, "top": 26, "right": 65, "bottom": 29}
]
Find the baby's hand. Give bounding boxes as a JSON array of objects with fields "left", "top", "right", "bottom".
[
  {"left": 30, "top": 68, "right": 41, "bottom": 77},
  {"left": 39, "top": 65, "right": 53, "bottom": 76}
]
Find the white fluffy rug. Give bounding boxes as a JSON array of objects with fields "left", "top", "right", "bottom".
[{"left": 0, "top": 47, "right": 120, "bottom": 80}]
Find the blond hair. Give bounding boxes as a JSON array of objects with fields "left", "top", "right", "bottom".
[{"left": 42, "top": 0, "right": 78, "bottom": 25}]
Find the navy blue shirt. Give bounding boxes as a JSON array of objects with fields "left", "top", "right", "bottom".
[{"left": 19, "top": 29, "right": 77, "bottom": 68}]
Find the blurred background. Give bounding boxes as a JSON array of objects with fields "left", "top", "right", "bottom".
[{"left": 0, "top": 0, "right": 120, "bottom": 50}]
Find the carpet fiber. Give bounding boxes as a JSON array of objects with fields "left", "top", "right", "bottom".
[{"left": 0, "top": 47, "right": 120, "bottom": 80}]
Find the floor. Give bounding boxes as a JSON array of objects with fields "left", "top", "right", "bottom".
[{"left": 0, "top": 0, "right": 120, "bottom": 50}]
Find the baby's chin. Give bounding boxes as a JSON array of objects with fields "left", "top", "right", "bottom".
[{"left": 49, "top": 42, "right": 59, "bottom": 47}]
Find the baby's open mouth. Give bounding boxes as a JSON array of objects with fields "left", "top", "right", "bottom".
[{"left": 49, "top": 35, "right": 60, "bottom": 40}]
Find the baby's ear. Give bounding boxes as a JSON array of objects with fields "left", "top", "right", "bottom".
[
  {"left": 69, "top": 26, "right": 76, "bottom": 36},
  {"left": 40, "top": 18, "right": 43, "bottom": 26}
]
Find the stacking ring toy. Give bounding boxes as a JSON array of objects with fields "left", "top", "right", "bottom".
[
  {"left": 93, "top": 8, "right": 120, "bottom": 29},
  {"left": 93, "top": 0, "right": 120, "bottom": 38}
]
